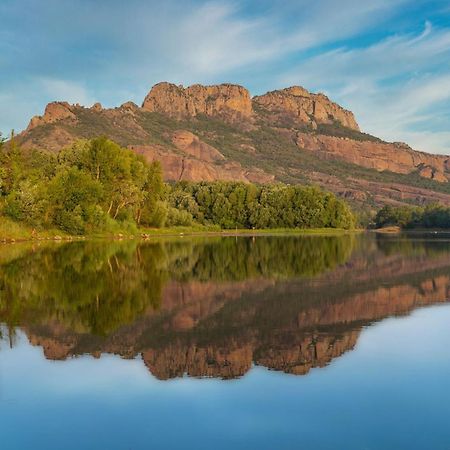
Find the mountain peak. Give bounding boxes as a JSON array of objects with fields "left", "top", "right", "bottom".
[
  {"left": 27, "top": 101, "right": 78, "bottom": 131},
  {"left": 142, "top": 82, "right": 252, "bottom": 118},
  {"left": 253, "top": 86, "right": 359, "bottom": 131}
]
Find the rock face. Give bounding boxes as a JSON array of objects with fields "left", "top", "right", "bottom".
[
  {"left": 307, "top": 171, "right": 450, "bottom": 207},
  {"left": 131, "top": 129, "right": 274, "bottom": 184},
  {"left": 253, "top": 86, "right": 359, "bottom": 130},
  {"left": 296, "top": 132, "right": 450, "bottom": 182},
  {"left": 91, "top": 102, "right": 103, "bottom": 112},
  {"left": 142, "top": 82, "right": 252, "bottom": 118},
  {"left": 27, "top": 102, "right": 77, "bottom": 130},
  {"left": 171, "top": 130, "right": 225, "bottom": 162}
]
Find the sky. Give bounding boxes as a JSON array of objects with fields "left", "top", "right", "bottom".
[{"left": 1, "top": 0, "right": 449, "bottom": 154}]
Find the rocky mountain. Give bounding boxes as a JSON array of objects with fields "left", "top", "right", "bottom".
[{"left": 16, "top": 82, "right": 450, "bottom": 209}]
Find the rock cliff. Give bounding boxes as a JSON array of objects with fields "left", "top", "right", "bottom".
[
  {"left": 296, "top": 132, "right": 450, "bottom": 182},
  {"left": 253, "top": 86, "right": 359, "bottom": 130},
  {"left": 142, "top": 82, "right": 252, "bottom": 118},
  {"left": 27, "top": 101, "right": 78, "bottom": 130}
]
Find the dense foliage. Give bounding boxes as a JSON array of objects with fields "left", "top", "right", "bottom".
[
  {"left": 375, "top": 204, "right": 450, "bottom": 229},
  {"left": 0, "top": 136, "right": 355, "bottom": 234},
  {"left": 168, "top": 181, "right": 355, "bottom": 229},
  {"left": 0, "top": 136, "right": 164, "bottom": 234}
]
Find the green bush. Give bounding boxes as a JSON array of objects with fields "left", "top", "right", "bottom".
[{"left": 166, "top": 207, "right": 194, "bottom": 226}]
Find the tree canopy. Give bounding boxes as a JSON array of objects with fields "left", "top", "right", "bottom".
[
  {"left": 167, "top": 181, "right": 356, "bottom": 230},
  {"left": 0, "top": 137, "right": 164, "bottom": 234},
  {"left": 0, "top": 136, "right": 356, "bottom": 234}
]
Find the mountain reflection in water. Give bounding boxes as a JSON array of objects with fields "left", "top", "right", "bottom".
[{"left": 1, "top": 234, "right": 449, "bottom": 379}]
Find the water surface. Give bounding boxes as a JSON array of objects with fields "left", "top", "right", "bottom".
[{"left": 1, "top": 234, "right": 450, "bottom": 449}]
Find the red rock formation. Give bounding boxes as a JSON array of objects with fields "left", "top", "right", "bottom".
[
  {"left": 296, "top": 132, "right": 450, "bottom": 182},
  {"left": 143, "top": 344, "right": 253, "bottom": 379},
  {"left": 142, "top": 82, "right": 252, "bottom": 118},
  {"left": 27, "top": 102, "right": 78, "bottom": 130},
  {"left": 131, "top": 132, "right": 274, "bottom": 183},
  {"left": 171, "top": 130, "right": 225, "bottom": 162},
  {"left": 15, "top": 81, "right": 450, "bottom": 207},
  {"left": 253, "top": 86, "right": 359, "bottom": 130}
]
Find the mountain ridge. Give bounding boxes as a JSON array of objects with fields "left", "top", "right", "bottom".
[{"left": 15, "top": 82, "right": 450, "bottom": 209}]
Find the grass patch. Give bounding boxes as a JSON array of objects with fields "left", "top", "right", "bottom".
[
  {"left": 139, "top": 226, "right": 362, "bottom": 237},
  {"left": 0, "top": 215, "right": 361, "bottom": 242},
  {"left": 0, "top": 216, "right": 69, "bottom": 241}
]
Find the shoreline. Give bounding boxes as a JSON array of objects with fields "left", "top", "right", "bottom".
[
  {"left": 0, "top": 224, "right": 362, "bottom": 244},
  {"left": 5, "top": 220, "right": 450, "bottom": 244}
]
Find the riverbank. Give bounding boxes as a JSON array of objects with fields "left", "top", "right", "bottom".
[
  {"left": 0, "top": 217, "right": 71, "bottom": 242},
  {"left": 0, "top": 217, "right": 361, "bottom": 243},
  {"left": 140, "top": 227, "right": 362, "bottom": 238}
]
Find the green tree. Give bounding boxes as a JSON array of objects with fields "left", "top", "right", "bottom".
[
  {"left": 0, "top": 131, "right": 23, "bottom": 196},
  {"left": 139, "top": 161, "right": 165, "bottom": 226},
  {"left": 47, "top": 167, "right": 103, "bottom": 234}
]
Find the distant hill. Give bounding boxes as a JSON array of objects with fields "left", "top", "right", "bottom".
[{"left": 15, "top": 82, "right": 450, "bottom": 210}]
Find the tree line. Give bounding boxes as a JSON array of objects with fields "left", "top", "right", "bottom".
[
  {"left": 375, "top": 204, "right": 450, "bottom": 229},
  {"left": 0, "top": 135, "right": 356, "bottom": 234},
  {"left": 167, "top": 181, "right": 355, "bottom": 229}
]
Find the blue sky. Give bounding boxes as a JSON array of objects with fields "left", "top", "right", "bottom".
[{"left": 1, "top": 0, "right": 449, "bottom": 153}]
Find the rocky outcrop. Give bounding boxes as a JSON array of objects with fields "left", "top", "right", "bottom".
[
  {"left": 256, "top": 331, "right": 360, "bottom": 375},
  {"left": 131, "top": 130, "right": 274, "bottom": 183},
  {"left": 171, "top": 130, "right": 225, "bottom": 162},
  {"left": 296, "top": 132, "right": 450, "bottom": 182},
  {"left": 142, "top": 82, "right": 252, "bottom": 118},
  {"left": 27, "top": 102, "right": 78, "bottom": 130},
  {"left": 308, "top": 171, "right": 450, "bottom": 207},
  {"left": 143, "top": 344, "right": 253, "bottom": 380},
  {"left": 91, "top": 102, "right": 103, "bottom": 112},
  {"left": 253, "top": 86, "right": 359, "bottom": 130}
]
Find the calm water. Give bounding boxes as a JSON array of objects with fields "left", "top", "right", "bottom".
[{"left": 1, "top": 233, "right": 450, "bottom": 449}]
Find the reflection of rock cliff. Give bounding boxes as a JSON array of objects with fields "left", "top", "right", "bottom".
[
  {"left": 9, "top": 236, "right": 450, "bottom": 379},
  {"left": 142, "top": 274, "right": 450, "bottom": 379}
]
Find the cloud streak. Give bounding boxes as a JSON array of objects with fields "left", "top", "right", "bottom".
[{"left": 280, "top": 21, "right": 450, "bottom": 153}]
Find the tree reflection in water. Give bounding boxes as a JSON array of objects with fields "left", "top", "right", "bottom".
[{"left": 1, "top": 234, "right": 449, "bottom": 378}]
